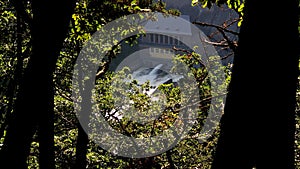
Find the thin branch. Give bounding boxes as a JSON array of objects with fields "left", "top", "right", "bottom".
[
  {"left": 208, "top": 18, "right": 239, "bottom": 39},
  {"left": 173, "top": 93, "right": 228, "bottom": 113},
  {"left": 216, "top": 27, "right": 238, "bottom": 52},
  {"left": 172, "top": 46, "right": 209, "bottom": 85},
  {"left": 222, "top": 18, "right": 239, "bottom": 29},
  {"left": 203, "top": 39, "right": 229, "bottom": 47},
  {"left": 197, "top": 20, "right": 238, "bottom": 52},
  {"left": 54, "top": 86, "right": 73, "bottom": 102},
  {"left": 221, "top": 52, "right": 234, "bottom": 60},
  {"left": 193, "top": 21, "right": 239, "bottom": 35},
  {"left": 172, "top": 46, "right": 206, "bottom": 68}
]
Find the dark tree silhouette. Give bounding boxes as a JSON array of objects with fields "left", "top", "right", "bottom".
[
  {"left": 0, "top": 0, "right": 76, "bottom": 168},
  {"left": 212, "top": 0, "right": 299, "bottom": 168},
  {"left": 1, "top": 0, "right": 298, "bottom": 168}
]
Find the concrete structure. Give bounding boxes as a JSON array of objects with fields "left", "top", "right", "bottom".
[
  {"left": 114, "top": 13, "right": 193, "bottom": 73},
  {"left": 112, "top": 1, "right": 239, "bottom": 73},
  {"left": 163, "top": 0, "right": 240, "bottom": 64}
]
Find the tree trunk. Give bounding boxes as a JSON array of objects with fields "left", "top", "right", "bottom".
[
  {"left": 0, "top": 0, "right": 75, "bottom": 168},
  {"left": 75, "top": 124, "right": 89, "bottom": 169},
  {"left": 212, "top": 0, "right": 299, "bottom": 168}
]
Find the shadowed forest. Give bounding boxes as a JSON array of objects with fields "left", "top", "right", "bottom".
[{"left": 0, "top": 0, "right": 299, "bottom": 168}]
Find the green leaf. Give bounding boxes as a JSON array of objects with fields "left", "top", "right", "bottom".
[
  {"left": 191, "top": 0, "right": 199, "bottom": 6},
  {"left": 202, "top": 1, "right": 208, "bottom": 8},
  {"left": 238, "top": 18, "right": 243, "bottom": 27}
]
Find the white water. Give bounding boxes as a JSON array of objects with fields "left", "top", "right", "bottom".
[{"left": 109, "top": 64, "right": 184, "bottom": 122}]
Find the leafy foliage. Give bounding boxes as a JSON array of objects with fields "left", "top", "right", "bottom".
[
  {"left": 192, "top": 0, "right": 244, "bottom": 26},
  {"left": 0, "top": 0, "right": 299, "bottom": 168},
  {"left": 295, "top": 59, "right": 300, "bottom": 167}
]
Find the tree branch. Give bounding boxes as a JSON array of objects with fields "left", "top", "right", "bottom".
[{"left": 193, "top": 21, "right": 239, "bottom": 35}]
